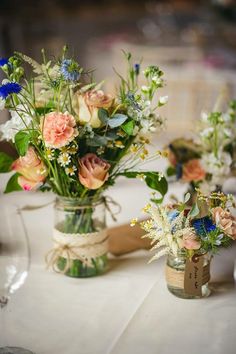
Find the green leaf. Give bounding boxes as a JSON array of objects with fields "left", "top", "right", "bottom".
[
  {"left": 121, "top": 120, "right": 135, "bottom": 135},
  {"left": 184, "top": 192, "right": 191, "bottom": 204},
  {"left": 166, "top": 166, "right": 176, "bottom": 177},
  {"left": 0, "top": 152, "right": 14, "bottom": 172},
  {"left": 120, "top": 171, "right": 168, "bottom": 202},
  {"left": 98, "top": 108, "right": 109, "bottom": 125},
  {"left": 189, "top": 202, "right": 200, "bottom": 218},
  {"left": 108, "top": 114, "right": 128, "bottom": 128},
  {"left": 87, "top": 135, "right": 108, "bottom": 147},
  {"left": 4, "top": 173, "right": 22, "bottom": 193},
  {"left": 15, "top": 131, "right": 30, "bottom": 156}
]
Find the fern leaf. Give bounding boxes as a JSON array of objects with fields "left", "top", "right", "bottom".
[{"left": 15, "top": 52, "right": 42, "bottom": 74}]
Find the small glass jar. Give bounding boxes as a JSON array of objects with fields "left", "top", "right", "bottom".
[
  {"left": 53, "top": 196, "right": 108, "bottom": 277},
  {"left": 165, "top": 252, "right": 211, "bottom": 299}
]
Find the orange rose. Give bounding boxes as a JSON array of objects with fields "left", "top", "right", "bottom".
[
  {"left": 12, "top": 147, "right": 47, "bottom": 191},
  {"left": 78, "top": 153, "right": 110, "bottom": 190},
  {"left": 212, "top": 207, "right": 236, "bottom": 240},
  {"left": 73, "top": 90, "right": 114, "bottom": 128},
  {"left": 182, "top": 159, "right": 206, "bottom": 182}
]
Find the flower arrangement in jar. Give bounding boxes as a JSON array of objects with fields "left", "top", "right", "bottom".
[
  {"left": 136, "top": 190, "right": 236, "bottom": 298},
  {"left": 0, "top": 47, "right": 168, "bottom": 277},
  {"left": 166, "top": 101, "right": 236, "bottom": 195}
]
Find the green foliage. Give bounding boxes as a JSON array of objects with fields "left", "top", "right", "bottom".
[
  {"left": 4, "top": 173, "right": 22, "bottom": 193},
  {"left": 15, "top": 131, "right": 30, "bottom": 156},
  {"left": 0, "top": 152, "right": 14, "bottom": 172},
  {"left": 120, "top": 171, "right": 168, "bottom": 202},
  {"left": 188, "top": 202, "right": 200, "bottom": 218},
  {"left": 121, "top": 120, "right": 135, "bottom": 136},
  {"left": 166, "top": 166, "right": 176, "bottom": 177},
  {"left": 98, "top": 108, "right": 128, "bottom": 128},
  {"left": 108, "top": 114, "right": 128, "bottom": 128}
]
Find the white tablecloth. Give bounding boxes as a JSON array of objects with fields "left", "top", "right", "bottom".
[{"left": 0, "top": 173, "right": 236, "bottom": 354}]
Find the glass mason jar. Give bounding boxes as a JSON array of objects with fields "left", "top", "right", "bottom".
[
  {"left": 53, "top": 196, "right": 108, "bottom": 277},
  {"left": 165, "top": 252, "right": 211, "bottom": 299}
]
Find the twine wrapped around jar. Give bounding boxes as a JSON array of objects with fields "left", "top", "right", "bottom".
[
  {"left": 165, "top": 262, "right": 210, "bottom": 289},
  {"left": 45, "top": 229, "right": 108, "bottom": 273}
]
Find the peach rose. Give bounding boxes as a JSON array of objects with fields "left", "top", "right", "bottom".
[
  {"left": 41, "top": 112, "right": 77, "bottom": 148},
  {"left": 212, "top": 207, "right": 236, "bottom": 240},
  {"left": 78, "top": 153, "right": 110, "bottom": 190},
  {"left": 73, "top": 90, "right": 114, "bottom": 128},
  {"left": 182, "top": 159, "right": 206, "bottom": 182},
  {"left": 12, "top": 147, "right": 47, "bottom": 191},
  {"left": 181, "top": 231, "right": 201, "bottom": 250}
]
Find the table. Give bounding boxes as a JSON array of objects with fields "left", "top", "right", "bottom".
[{"left": 0, "top": 173, "right": 236, "bottom": 354}]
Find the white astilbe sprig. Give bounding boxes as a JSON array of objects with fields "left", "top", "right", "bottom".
[{"left": 141, "top": 204, "right": 193, "bottom": 262}]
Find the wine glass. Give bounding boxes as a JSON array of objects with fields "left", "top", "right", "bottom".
[{"left": 0, "top": 203, "right": 34, "bottom": 354}]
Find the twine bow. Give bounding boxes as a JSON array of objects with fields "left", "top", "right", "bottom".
[{"left": 45, "top": 240, "right": 91, "bottom": 274}]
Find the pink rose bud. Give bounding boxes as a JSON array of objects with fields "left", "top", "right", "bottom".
[
  {"left": 182, "top": 159, "right": 206, "bottom": 182},
  {"left": 181, "top": 231, "right": 201, "bottom": 250},
  {"left": 78, "top": 153, "right": 110, "bottom": 190},
  {"left": 41, "top": 111, "right": 78, "bottom": 148},
  {"left": 73, "top": 90, "right": 114, "bottom": 128},
  {"left": 12, "top": 147, "right": 47, "bottom": 191}
]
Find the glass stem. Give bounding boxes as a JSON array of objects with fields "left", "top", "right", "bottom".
[{"left": 0, "top": 301, "right": 8, "bottom": 347}]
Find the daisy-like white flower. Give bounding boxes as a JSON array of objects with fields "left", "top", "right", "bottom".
[
  {"left": 45, "top": 148, "right": 55, "bottom": 161},
  {"left": 57, "top": 153, "right": 71, "bottom": 167},
  {"left": 65, "top": 165, "right": 77, "bottom": 176}
]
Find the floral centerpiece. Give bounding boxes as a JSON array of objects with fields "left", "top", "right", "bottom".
[
  {"left": 0, "top": 48, "right": 168, "bottom": 277},
  {"left": 137, "top": 190, "right": 236, "bottom": 298},
  {"left": 166, "top": 100, "right": 236, "bottom": 194}
]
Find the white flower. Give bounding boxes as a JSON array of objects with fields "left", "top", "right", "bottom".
[
  {"left": 141, "top": 85, "right": 149, "bottom": 93},
  {"left": 0, "top": 106, "right": 32, "bottom": 142},
  {"left": 152, "top": 76, "right": 162, "bottom": 85},
  {"left": 159, "top": 96, "right": 168, "bottom": 105},
  {"left": 65, "top": 165, "right": 76, "bottom": 176},
  {"left": 201, "top": 151, "right": 232, "bottom": 185},
  {"left": 201, "top": 111, "right": 209, "bottom": 122},
  {"left": 0, "top": 97, "right": 5, "bottom": 110},
  {"left": 200, "top": 127, "right": 214, "bottom": 139},
  {"left": 57, "top": 153, "right": 71, "bottom": 167}
]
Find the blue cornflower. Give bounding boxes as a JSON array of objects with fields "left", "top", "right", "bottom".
[
  {"left": 0, "top": 82, "right": 22, "bottom": 99},
  {"left": 192, "top": 216, "right": 216, "bottom": 238},
  {"left": 0, "top": 58, "right": 8, "bottom": 67},
  {"left": 60, "top": 59, "right": 81, "bottom": 81},
  {"left": 134, "top": 63, "right": 140, "bottom": 75}
]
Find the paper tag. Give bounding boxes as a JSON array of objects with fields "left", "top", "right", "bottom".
[{"left": 184, "top": 254, "right": 204, "bottom": 296}]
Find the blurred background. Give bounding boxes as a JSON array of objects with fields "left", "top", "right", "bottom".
[{"left": 0, "top": 0, "right": 236, "bottom": 151}]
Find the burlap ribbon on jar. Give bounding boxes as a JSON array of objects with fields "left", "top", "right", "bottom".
[
  {"left": 45, "top": 229, "right": 108, "bottom": 274},
  {"left": 165, "top": 254, "right": 212, "bottom": 294}
]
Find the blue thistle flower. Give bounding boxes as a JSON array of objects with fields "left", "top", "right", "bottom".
[
  {"left": 0, "top": 82, "right": 22, "bottom": 99},
  {"left": 176, "top": 163, "right": 183, "bottom": 179},
  {"left": 60, "top": 59, "right": 81, "bottom": 81},
  {"left": 192, "top": 216, "right": 216, "bottom": 238},
  {"left": 0, "top": 58, "right": 8, "bottom": 67},
  {"left": 134, "top": 63, "right": 140, "bottom": 75}
]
